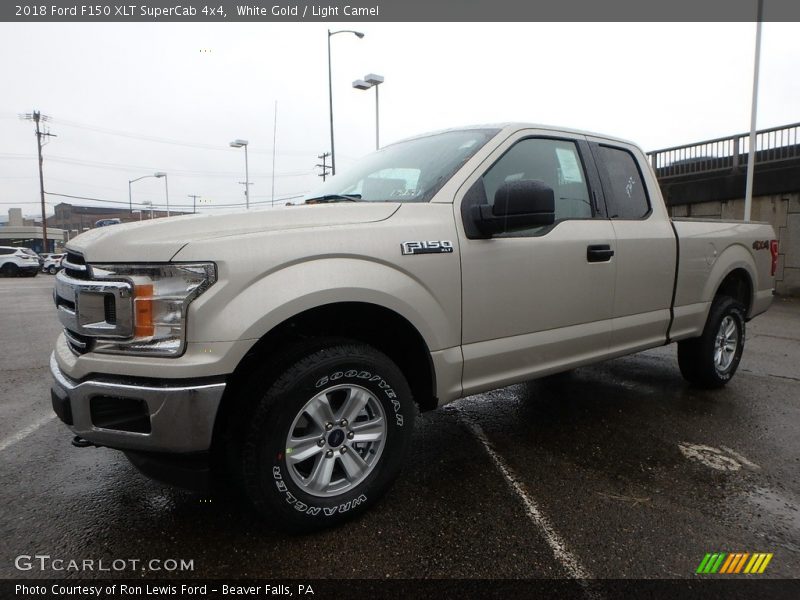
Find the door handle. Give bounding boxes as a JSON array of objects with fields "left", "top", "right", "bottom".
[{"left": 587, "top": 244, "right": 614, "bottom": 262}]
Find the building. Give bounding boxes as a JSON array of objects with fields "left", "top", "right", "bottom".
[
  {"left": 0, "top": 208, "right": 64, "bottom": 253},
  {"left": 50, "top": 203, "right": 188, "bottom": 242}
]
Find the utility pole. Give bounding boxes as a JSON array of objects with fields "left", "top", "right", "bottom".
[
  {"left": 20, "top": 111, "right": 56, "bottom": 252},
  {"left": 188, "top": 194, "right": 201, "bottom": 214},
  {"left": 316, "top": 152, "right": 331, "bottom": 182}
]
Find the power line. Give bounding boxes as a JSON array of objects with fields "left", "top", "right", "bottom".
[{"left": 51, "top": 116, "right": 315, "bottom": 157}]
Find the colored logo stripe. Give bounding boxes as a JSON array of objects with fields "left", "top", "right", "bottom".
[{"left": 697, "top": 553, "right": 773, "bottom": 574}]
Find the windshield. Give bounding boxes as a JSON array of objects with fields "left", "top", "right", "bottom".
[{"left": 305, "top": 129, "right": 499, "bottom": 204}]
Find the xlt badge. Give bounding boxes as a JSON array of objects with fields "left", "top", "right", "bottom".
[{"left": 401, "top": 241, "right": 454, "bottom": 255}]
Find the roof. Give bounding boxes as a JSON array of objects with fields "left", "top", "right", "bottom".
[{"left": 390, "top": 122, "right": 638, "bottom": 148}]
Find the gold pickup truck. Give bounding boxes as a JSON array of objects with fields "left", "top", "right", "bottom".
[{"left": 50, "top": 123, "right": 778, "bottom": 531}]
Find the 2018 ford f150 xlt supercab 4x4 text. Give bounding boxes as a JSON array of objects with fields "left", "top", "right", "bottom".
[{"left": 49, "top": 124, "right": 778, "bottom": 531}]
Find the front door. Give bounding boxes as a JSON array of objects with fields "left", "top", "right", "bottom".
[{"left": 456, "top": 130, "right": 617, "bottom": 396}]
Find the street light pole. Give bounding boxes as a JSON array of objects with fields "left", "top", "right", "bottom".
[
  {"left": 375, "top": 82, "right": 380, "bottom": 150},
  {"left": 229, "top": 139, "right": 250, "bottom": 209},
  {"left": 328, "top": 29, "right": 364, "bottom": 176},
  {"left": 130, "top": 173, "right": 166, "bottom": 218},
  {"left": 352, "top": 74, "right": 384, "bottom": 151},
  {"left": 744, "top": 0, "right": 764, "bottom": 223},
  {"left": 154, "top": 172, "right": 169, "bottom": 217}
]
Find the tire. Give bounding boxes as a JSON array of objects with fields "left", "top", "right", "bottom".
[
  {"left": 49, "top": 266, "right": 57, "bottom": 275},
  {"left": 238, "top": 341, "right": 415, "bottom": 532},
  {"left": 678, "top": 296, "right": 746, "bottom": 389},
  {"left": 1, "top": 263, "right": 19, "bottom": 277}
]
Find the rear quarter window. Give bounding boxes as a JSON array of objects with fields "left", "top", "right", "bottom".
[{"left": 597, "top": 145, "right": 650, "bottom": 219}]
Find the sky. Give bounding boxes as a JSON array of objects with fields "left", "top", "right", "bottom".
[{"left": 1, "top": 21, "right": 799, "bottom": 218}]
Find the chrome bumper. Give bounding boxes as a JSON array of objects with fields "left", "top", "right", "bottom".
[{"left": 49, "top": 353, "right": 226, "bottom": 453}]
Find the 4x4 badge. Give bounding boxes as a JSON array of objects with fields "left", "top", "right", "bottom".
[{"left": 401, "top": 241, "right": 454, "bottom": 255}]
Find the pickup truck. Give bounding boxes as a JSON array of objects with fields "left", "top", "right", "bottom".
[{"left": 50, "top": 123, "right": 778, "bottom": 532}]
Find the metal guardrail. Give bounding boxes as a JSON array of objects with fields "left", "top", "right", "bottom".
[{"left": 647, "top": 122, "right": 800, "bottom": 179}]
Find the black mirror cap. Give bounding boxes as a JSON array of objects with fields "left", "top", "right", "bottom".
[
  {"left": 493, "top": 179, "right": 555, "bottom": 217},
  {"left": 471, "top": 180, "right": 556, "bottom": 236}
]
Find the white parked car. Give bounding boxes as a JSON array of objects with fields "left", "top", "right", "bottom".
[
  {"left": 43, "top": 253, "right": 65, "bottom": 275},
  {"left": 0, "top": 246, "right": 40, "bottom": 277}
]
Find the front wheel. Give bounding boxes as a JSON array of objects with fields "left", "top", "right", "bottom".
[
  {"left": 678, "top": 296, "right": 746, "bottom": 388},
  {"left": 238, "top": 342, "right": 415, "bottom": 532},
  {"left": 48, "top": 266, "right": 57, "bottom": 275}
]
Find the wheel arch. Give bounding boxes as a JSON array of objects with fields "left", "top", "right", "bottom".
[
  {"left": 702, "top": 244, "right": 757, "bottom": 318},
  {"left": 211, "top": 301, "right": 438, "bottom": 460}
]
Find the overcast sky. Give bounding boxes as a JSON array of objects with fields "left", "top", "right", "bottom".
[{"left": 1, "top": 21, "right": 799, "bottom": 217}]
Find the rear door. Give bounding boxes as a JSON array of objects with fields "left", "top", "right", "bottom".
[
  {"left": 456, "top": 129, "right": 617, "bottom": 396},
  {"left": 588, "top": 139, "right": 677, "bottom": 355}
]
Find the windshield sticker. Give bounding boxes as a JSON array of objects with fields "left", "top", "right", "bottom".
[{"left": 626, "top": 176, "right": 636, "bottom": 198}]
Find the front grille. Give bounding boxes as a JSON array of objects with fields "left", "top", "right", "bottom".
[
  {"left": 64, "top": 329, "right": 93, "bottom": 355},
  {"left": 104, "top": 294, "right": 117, "bottom": 324},
  {"left": 63, "top": 251, "right": 89, "bottom": 280}
]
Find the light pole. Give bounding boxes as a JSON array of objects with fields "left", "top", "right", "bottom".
[
  {"left": 744, "top": 0, "right": 764, "bottom": 222},
  {"left": 353, "top": 73, "right": 385, "bottom": 150},
  {"left": 230, "top": 139, "right": 250, "bottom": 209},
  {"left": 129, "top": 173, "right": 168, "bottom": 217},
  {"left": 328, "top": 29, "right": 364, "bottom": 176},
  {"left": 154, "top": 172, "right": 169, "bottom": 217}
]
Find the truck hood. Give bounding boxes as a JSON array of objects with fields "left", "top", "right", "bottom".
[{"left": 66, "top": 203, "right": 401, "bottom": 262}]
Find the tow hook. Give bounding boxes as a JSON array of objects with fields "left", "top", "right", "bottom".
[{"left": 72, "top": 435, "right": 99, "bottom": 448}]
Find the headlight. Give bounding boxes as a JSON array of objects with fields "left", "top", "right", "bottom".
[{"left": 90, "top": 262, "right": 216, "bottom": 357}]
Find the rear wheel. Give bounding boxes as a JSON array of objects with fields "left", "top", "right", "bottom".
[
  {"left": 1, "top": 263, "right": 18, "bottom": 277},
  {"left": 678, "top": 296, "right": 746, "bottom": 388},
  {"left": 237, "top": 341, "right": 415, "bottom": 532}
]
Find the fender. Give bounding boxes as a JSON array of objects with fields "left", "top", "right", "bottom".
[
  {"left": 701, "top": 243, "right": 757, "bottom": 310},
  {"left": 186, "top": 256, "right": 457, "bottom": 353}
]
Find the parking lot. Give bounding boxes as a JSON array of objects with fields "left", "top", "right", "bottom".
[{"left": 1, "top": 274, "right": 798, "bottom": 580}]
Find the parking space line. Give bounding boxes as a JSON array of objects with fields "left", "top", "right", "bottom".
[
  {"left": 0, "top": 414, "right": 55, "bottom": 453},
  {"left": 451, "top": 404, "right": 595, "bottom": 583}
]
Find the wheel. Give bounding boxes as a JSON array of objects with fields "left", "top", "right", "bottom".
[
  {"left": 48, "top": 266, "right": 57, "bottom": 275},
  {"left": 1, "top": 263, "right": 19, "bottom": 277},
  {"left": 238, "top": 341, "right": 415, "bottom": 532},
  {"left": 678, "top": 296, "right": 746, "bottom": 389}
]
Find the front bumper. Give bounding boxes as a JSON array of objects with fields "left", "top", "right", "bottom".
[{"left": 49, "top": 353, "right": 226, "bottom": 453}]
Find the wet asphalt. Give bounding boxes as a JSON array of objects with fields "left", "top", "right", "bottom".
[{"left": 1, "top": 275, "right": 798, "bottom": 580}]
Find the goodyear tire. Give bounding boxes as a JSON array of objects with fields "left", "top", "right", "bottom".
[
  {"left": 240, "top": 342, "right": 415, "bottom": 532},
  {"left": 678, "top": 296, "right": 746, "bottom": 389}
]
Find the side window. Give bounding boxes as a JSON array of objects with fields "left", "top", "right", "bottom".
[
  {"left": 596, "top": 145, "right": 650, "bottom": 219},
  {"left": 482, "top": 138, "right": 593, "bottom": 230},
  {"left": 0, "top": 248, "right": 15, "bottom": 255}
]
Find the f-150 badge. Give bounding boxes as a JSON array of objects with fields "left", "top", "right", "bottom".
[{"left": 401, "top": 241, "right": 454, "bottom": 255}]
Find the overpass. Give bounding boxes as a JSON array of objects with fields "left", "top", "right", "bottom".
[{"left": 648, "top": 122, "right": 800, "bottom": 296}]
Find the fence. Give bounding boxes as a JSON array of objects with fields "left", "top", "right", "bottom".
[{"left": 647, "top": 122, "right": 800, "bottom": 179}]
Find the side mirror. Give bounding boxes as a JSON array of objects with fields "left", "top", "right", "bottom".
[{"left": 472, "top": 180, "right": 555, "bottom": 236}]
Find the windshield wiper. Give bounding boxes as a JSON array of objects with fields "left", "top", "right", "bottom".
[{"left": 305, "top": 194, "right": 362, "bottom": 204}]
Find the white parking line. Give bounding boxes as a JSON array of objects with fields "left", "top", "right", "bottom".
[
  {"left": 451, "top": 404, "right": 595, "bottom": 584},
  {"left": 0, "top": 414, "right": 55, "bottom": 453}
]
